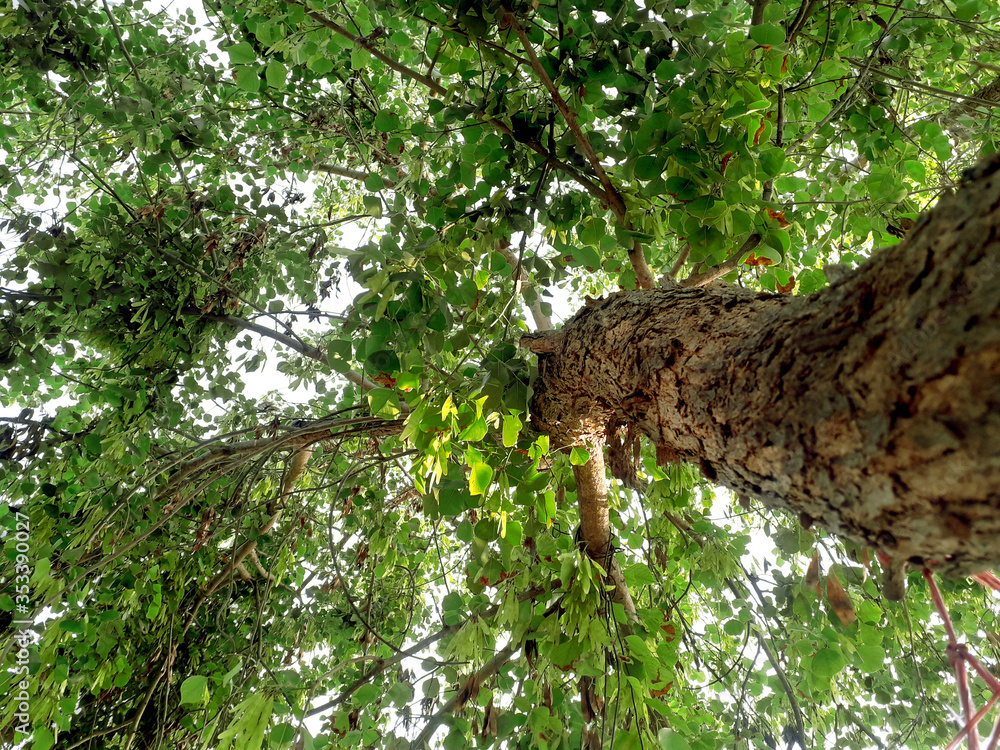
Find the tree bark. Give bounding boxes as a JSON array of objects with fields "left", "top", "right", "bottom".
[{"left": 522, "top": 154, "right": 1000, "bottom": 581}]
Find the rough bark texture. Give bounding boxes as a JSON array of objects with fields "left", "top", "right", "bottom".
[{"left": 522, "top": 154, "right": 1000, "bottom": 581}]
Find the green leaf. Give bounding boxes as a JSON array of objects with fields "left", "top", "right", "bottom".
[
  {"left": 368, "top": 388, "right": 401, "bottom": 418},
  {"left": 353, "top": 683, "right": 381, "bottom": 705},
  {"left": 503, "top": 519, "right": 522, "bottom": 546},
  {"left": 458, "top": 416, "right": 488, "bottom": 441},
  {"left": 903, "top": 160, "right": 926, "bottom": 185},
  {"left": 363, "top": 195, "right": 382, "bottom": 217},
  {"left": 235, "top": 66, "right": 261, "bottom": 92},
  {"left": 387, "top": 681, "right": 415, "bottom": 706},
  {"left": 569, "top": 446, "right": 590, "bottom": 465},
  {"left": 502, "top": 413, "right": 522, "bottom": 447},
  {"left": 270, "top": 725, "right": 296, "bottom": 745},
  {"left": 857, "top": 643, "right": 885, "bottom": 673},
  {"left": 811, "top": 648, "right": 845, "bottom": 678},
  {"left": 657, "top": 729, "right": 692, "bottom": 750},
  {"left": 723, "top": 619, "right": 744, "bottom": 636},
  {"left": 180, "top": 675, "right": 209, "bottom": 705},
  {"left": 226, "top": 42, "right": 256, "bottom": 65},
  {"left": 758, "top": 147, "right": 786, "bottom": 178},
  {"left": 749, "top": 23, "right": 785, "bottom": 46},
  {"left": 624, "top": 563, "right": 656, "bottom": 586},
  {"left": 32, "top": 725, "right": 55, "bottom": 750},
  {"left": 351, "top": 46, "right": 371, "bottom": 69},
  {"left": 375, "top": 111, "right": 400, "bottom": 133},
  {"left": 762, "top": 228, "right": 790, "bottom": 254},
  {"left": 469, "top": 461, "right": 493, "bottom": 495},
  {"left": 687, "top": 196, "right": 726, "bottom": 220},
  {"left": 265, "top": 60, "right": 286, "bottom": 89},
  {"left": 634, "top": 155, "right": 666, "bottom": 181}
]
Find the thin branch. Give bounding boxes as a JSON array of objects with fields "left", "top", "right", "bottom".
[
  {"left": 789, "top": 1, "right": 903, "bottom": 150},
  {"left": 409, "top": 642, "right": 518, "bottom": 750},
  {"left": 313, "top": 163, "right": 385, "bottom": 183},
  {"left": 503, "top": 9, "right": 655, "bottom": 289},
  {"left": 667, "top": 243, "right": 691, "bottom": 280},
  {"left": 482, "top": 117, "right": 608, "bottom": 202},
  {"left": 760, "top": 85, "right": 785, "bottom": 204},
  {"left": 681, "top": 234, "right": 761, "bottom": 288},
  {"left": 102, "top": 0, "right": 142, "bottom": 81},
  {"left": 785, "top": 0, "right": 819, "bottom": 45},
  {"left": 191, "top": 309, "right": 373, "bottom": 384},
  {"left": 307, "top": 581, "right": 552, "bottom": 718},
  {"left": 296, "top": 3, "right": 448, "bottom": 97},
  {"left": 495, "top": 240, "right": 551, "bottom": 331},
  {"left": 504, "top": 11, "right": 617, "bottom": 212},
  {"left": 855, "top": 63, "right": 1000, "bottom": 112}
]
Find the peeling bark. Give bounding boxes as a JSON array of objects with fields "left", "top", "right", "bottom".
[{"left": 523, "top": 154, "right": 1000, "bottom": 580}]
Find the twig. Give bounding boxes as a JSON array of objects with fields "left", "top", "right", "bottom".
[
  {"left": 189, "top": 309, "right": 378, "bottom": 392},
  {"left": 495, "top": 239, "right": 551, "bottom": 331},
  {"left": 305, "top": 581, "right": 550, "bottom": 718}
]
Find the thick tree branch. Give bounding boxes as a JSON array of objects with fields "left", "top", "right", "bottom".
[
  {"left": 666, "top": 243, "right": 691, "bottom": 281},
  {"left": 523, "top": 153, "right": 1000, "bottom": 579},
  {"left": 573, "top": 444, "right": 637, "bottom": 619}
]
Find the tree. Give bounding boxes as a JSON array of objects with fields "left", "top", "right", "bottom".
[{"left": 2, "top": 0, "right": 1000, "bottom": 749}]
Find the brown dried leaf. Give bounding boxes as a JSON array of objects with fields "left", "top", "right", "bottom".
[
  {"left": 776, "top": 274, "right": 796, "bottom": 294},
  {"left": 579, "top": 677, "right": 605, "bottom": 723},
  {"left": 826, "top": 569, "right": 857, "bottom": 626},
  {"left": 805, "top": 551, "right": 821, "bottom": 596},
  {"left": 525, "top": 638, "right": 538, "bottom": 671},
  {"left": 582, "top": 727, "right": 602, "bottom": 750},
  {"left": 481, "top": 698, "right": 498, "bottom": 739},
  {"left": 455, "top": 674, "right": 480, "bottom": 713}
]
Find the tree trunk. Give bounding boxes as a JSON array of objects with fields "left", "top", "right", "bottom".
[{"left": 522, "top": 154, "right": 1000, "bottom": 583}]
